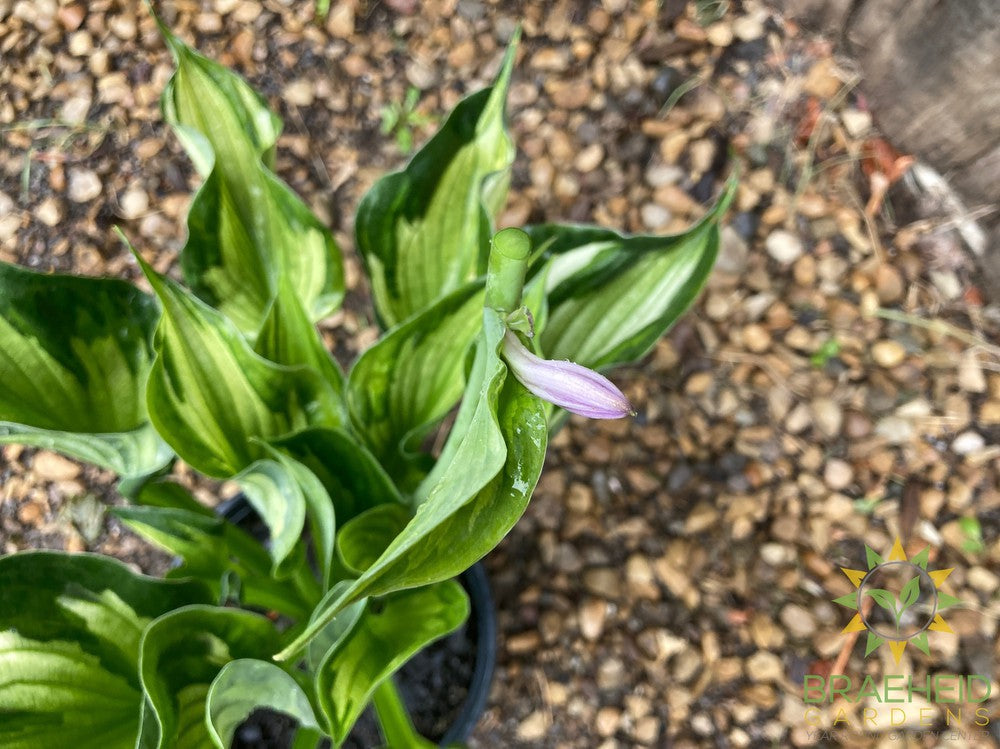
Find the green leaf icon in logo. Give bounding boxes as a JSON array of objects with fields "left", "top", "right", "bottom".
[
  {"left": 864, "top": 588, "right": 901, "bottom": 631},
  {"left": 898, "top": 575, "right": 921, "bottom": 612},
  {"left": 865, "top": 576, "right": 920, "bottom": 633},
  {"left": 835, "top": 539, "right": 962, "bottom": 662}
]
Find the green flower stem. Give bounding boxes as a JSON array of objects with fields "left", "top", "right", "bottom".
[
  {"left": 372, "top": 678, "right": 436, "bottom": 749},
  {"left": 485, "top": 228, "right": 531, "bottom": 312}
]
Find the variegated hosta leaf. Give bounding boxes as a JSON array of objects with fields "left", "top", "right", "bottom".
[
  {"left": 206, "top": 659, "right": 320, "bottom": 749},
  {"left": 315, "top": 582, "right": 468, "bottom": 742},
  {"left": 271, "top": 426, "right": 404, "bottom": 526},
  {"left": 234, "top": 449, "right": 338, "bottom": 589},
  {"left": 235, "top": 460, "right": 307, "bottom": 575},
  {"left": 0, "top": 552, "right": 211, "bottom": 749},
  {"left": 255, "top": 277, "right": 347, "bottom": 426},
  {"left": 528, "top": 176, "right": 736, "bottom": 370},
  {"left": 0, "top": 261, "right": 172, "bottom": 478},
  {"left": 255, "top": 445, "right": 339, "bottom": 588},
  {"left": 335, "top": 503, "right": 412, "bottom": 574},
  {"left": 135, "top": 251, "right": 343, "bottom": 477},
  {"left": 278, "top": 309, "right": 547, "bottom": 660},
  {"left": 355, "top": 35, "right": 518, "bottom": 327},
  {"left": 117, "top": 481, "right": 317, "bottom": 620},
  {"left": 304, "top": 582, "right": 366, "bottom": 672},
  {"left": 138, "top": 606, "right": 280, "bottom": 749},
  {"left": 347, "top": 281, "right": 485, "bottom": 489},
  {"left": 159, "top": 22, "right": 343, "bottom": 333}
]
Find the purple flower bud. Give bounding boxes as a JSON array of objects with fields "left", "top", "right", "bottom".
[{"left": 502, "top": 332, "right": 634, "bottom": 419}]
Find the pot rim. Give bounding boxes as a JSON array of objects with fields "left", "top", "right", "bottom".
[{"left": 442, "top": 561, "right": 496, "bottom": 745}]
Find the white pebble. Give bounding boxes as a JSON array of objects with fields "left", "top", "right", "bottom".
[
  {"left": 952, "top": 431, "right": 985, "bottom": 456},
  {"left": 67, "top": 168, "right": 102, "bottom": 202},
  {"left": 765, "top": 230, "right": 803, "bottom": 263}
]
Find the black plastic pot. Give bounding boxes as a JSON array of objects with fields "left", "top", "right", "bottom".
[{"left": 217, "top": 496, "right": 496, "bottom": 748}]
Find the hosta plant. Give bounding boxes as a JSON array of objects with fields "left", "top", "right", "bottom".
[{"left": 0, "top": 16, "right": 734, "bottom": 749}]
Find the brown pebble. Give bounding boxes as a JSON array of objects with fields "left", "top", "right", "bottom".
[
  {"left": 32, "top": 451, "right": 81, "bottom": 481},
  {"left": 742, "top": 324, "right": 771, "bottom": 353},
  {"left": 872, "top": 340, "right": 906, "bottom": 368},
  {"left": 18, "top": 501, "right": 44, "bottom": 525},
  {"left": 595, "top": 707, "right": 620, "bottom": 737},
  {"left": 57, "top": 2, "right": 85, "bottom": 30},
  {"left": 874, "top": 264, "right": 905, "bottom": 303},
  {"left": 516, "top": 712, "right": 547, "bottom": 742},
  {"left": 505, "top": 631, "right": 540, "bottom": 654},
  {"left": 547, "top": 79, "right": 592, "bottom": 109},
  {"left": 583, "top": 567, "right": 621, "bottom": 599},
  {"left": 823, "top": 459, "right": 853, "bottom": 490},
  {"left": 579, "top": 598, "right": 607, "bottom": 641},
  {"left": 980, "top": 400, "right": 1000, "bottom": 425}
]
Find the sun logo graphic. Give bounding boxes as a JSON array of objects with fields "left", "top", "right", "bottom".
[{"left": 834, "top": 537, "right": 960, "bottom": 664}]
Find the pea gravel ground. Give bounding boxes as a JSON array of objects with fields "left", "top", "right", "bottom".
[{"left": 1, "top": 1, "right": 998, "bottom": 746}]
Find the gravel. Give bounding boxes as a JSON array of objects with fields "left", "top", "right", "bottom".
[{"left": 2, "top": 1, "right": 999, "bottom": 747}]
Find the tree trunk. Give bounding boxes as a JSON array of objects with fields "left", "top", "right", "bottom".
[{"left": 783, "top": 0, "right": 1000, "bottom": 295}]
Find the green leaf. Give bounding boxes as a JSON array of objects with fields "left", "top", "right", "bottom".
[
  {"left": 959, "top": 515, "right": 985, "bottom": 553},
  {"left": 380, "top": 105, "right": 399, "bottom": 134},
  {"left": 521, "top": 262, "right": 551, "bottom": 339},
  {"left": 175, "top": 683, "right": 214, "bottom": 749},
  {"left": 235, "top": 459, "right": 307, "bottom": 573},
  {"left": 937, "top": 592, "right": 961, "bottom": 610},
  {"left": 864, "top": 631, "right": 884, "bottom": 657},
  {"left": 273, "top": 427, "right": 404, "bottom": 525},
  {"left": 116, "top": 494, "right": 313, "bottom": 620},
  {"left": 396, "top": 127, "right": 413, "bottom": 154},
  {"left": 0, "top": 634, "right": 141, "bottom": 749},
  {"left": 315, "top": 582, "right": 469, "bottom": 742},
  {"left": 347, "top": 281, "right": 485, "bottom": 487},
  {"left": 255, "top": 277, "right": 347, "bottom": 426},
  {"left": 899, "top": 575, "right": 921, "bottom": 611},
  {"left": 0, "top": 261, "right": 171, "bottom": 477},
  {"left": 832, "top": 592, "right": 859, "bottom": 609},
  {"left": 278, "top": 309, "right": 546, "bottom": 660},
  {"left": 113, "top": 505, "right": 228, "bottom": 578},
  {"left": 207, "top": 659, "right": 320, "bottom": 749},
  {"left": 0, "top": 552, "right": 211, "bottom": 662},
  {"left": 865, "top": 545, "right": 884, "bottom": 568},
  {"left": 355, "top": 35, "right": 518, "bottom": 327},
  {"left": 304, "top": 582, "right": 367, "bottom": 672},
  {"left": 258, "top": 445, "right": 338, "bottom": 588},
  {"left": 136, "top": 251, "right": 341, "bottom": 477},
  {"left": 1, "top": 423, "right": 173, "bottom": 484},
  {"left": 909, "top": 546, "right": 930, "bottom": 570},
  {"left": 134, "top": 479, "right": 216, "bottom": 517},
  {"left": 864, "top": 588, "right": 898, "bottom": 619},
  {"left": 910, "top": 631, "right": 930, "bottom": 656},
  {"left": 810, "top": 337, "right": 841, "bottom": 368},
  {"left": 336, "top": 503, "right": 412, "bottom": 574},
  {"left": 159, "top": 23, "right": 343, "bottom": 333},
  {"left": 853, "top": 496, "right": 881, "bottom": 515},
  {"left": 0, "top": 552, "right": 211, "bottom": 749},
  {"left": 527, "top": 177, "right": 735, "bottom": 370},
  {"left": 139, "top": 606, "right": 280, "bottom": 749}
]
